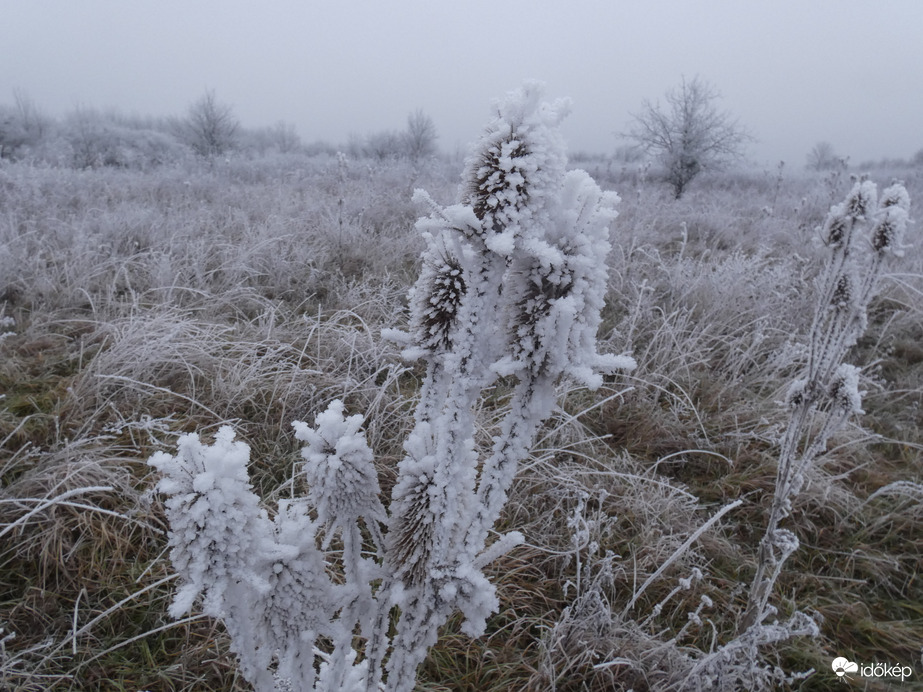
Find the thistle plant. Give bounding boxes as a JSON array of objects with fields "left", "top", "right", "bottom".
[
  {"left": 740, "top": 179, "right": 912, "bottom": 634},
  {"left": 148, "top": 82, "right": 634, "bottom": 692}
]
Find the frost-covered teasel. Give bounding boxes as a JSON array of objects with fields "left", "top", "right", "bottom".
[
  {"left": 292, "top": 399, "right": 386, "bottom": 547},
  {"left": 405, "top": 233, "right": 467, "bottom": 355},
  {"left": 741, "top": 179, "right": 913, "bottom": 634},
  {"left": 240, "top": 501, "right": 345, "bottom": 690},
  {"left": 150, "top": 83, "right": 633, "bottom": 692},
  {"left": 828, "top": 363, "right": 863, "bottom": 415},
  {"left": 148, "top": 427, "right": 274, "bottom": 619},
  {"left": 496, "top": 170, "right": 633, "bottom": 387},
  {"left": 870, "top": 184, "right": 910, "bottom": 256},
  {"left": 821, "top": 212, "right": 848, "bottom": 248},
  {"left": 461, "top": 81, "right": 569, "bottom": 252},
  {"left": 880, "top": 181, "right": 911, "bottom": 210},
  {"left": 829, "top": 271, "right": 856, "bottom": 312},
  {"left": 149, "top": 429, "right": 357, "bottom": 690},
  {"left": 844, "top": 179, "right": 877, "bottom": 219}
]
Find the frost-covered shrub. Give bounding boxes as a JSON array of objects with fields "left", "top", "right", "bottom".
[
  {"left": 0, "top": 92, "right": 49, "bottom": 161},
  {"left": 62, "top": 109, "right": 187, "bottom": 169},
  {"left": 0, "top": 107, "right": 32, "bottom": 161},
  {"left": 149, "top": 82, "right": 634, "bottom": 691}
]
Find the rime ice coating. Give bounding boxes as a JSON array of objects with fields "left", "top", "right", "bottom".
[
  {"left": 293, "top": 400, "right": 386, "bottom": 545},
  {"left": 148, "top": 427, "right": 273, "bottom": 620},
  {"left": 149, "top": 82, "right": 635, "bottom": 692},
  {"left": 381, "top": 81, "right": 634, "bottom": 690},
  {"left": 149, "top": 429, "right": 351, "bottom": 689}
]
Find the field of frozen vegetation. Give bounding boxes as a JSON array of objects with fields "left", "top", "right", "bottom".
[{"left": 1, "top": 84, "right": 922, "bottom": 690}]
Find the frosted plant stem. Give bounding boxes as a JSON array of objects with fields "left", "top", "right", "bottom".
[
  {"left": 384, "top": 597, "right": 437, "bottom": 692},
  {"left": 740, "top": 515, "right": 783, "bottom": 633},
  {"left": 742, "top": 380, "right": 854, "bottom": 634},
  {"left": 362, "top": 597, "right": 392, "bottom": 692},
  {"left": 624, "top": 499, "right": 742, "bottom": 616},
  {"left": 414, "top": 360, "right": 449, "bottom": 426},
  {"left": 466, "top": 375, "right": 552, "bottom": 559},
  {"left": 741, "top": 386, "right": 816, "bottom": 633},
  {"left": 381, "top": 251, "right": 507, "bottom": 689},
  {"left": 740, "top": 180, "right": 913, "bottom": 636}
]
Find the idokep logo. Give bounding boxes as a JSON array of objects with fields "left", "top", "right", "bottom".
[
  {"left": 832, "top": 656, "right": 913, "bottom": 683},
  {"left": 832, "top": 657, "right": 858, "bottom": 679}
]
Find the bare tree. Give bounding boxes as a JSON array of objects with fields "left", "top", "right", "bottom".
[
  {"left": 181, "top": 90, "right": 239, "bottom": 157},
  {"left": 0, "top": 89, "right": 49, "bottom": 160},
  {"left": 627, "top": 76, "right": 751, "bottom": 198},
  {"left": 0, "top": 108, "right": 26, "bottom": 160},
  {"left": 806, "top": 141, "right": 840, "bottom": 171},
  {"left": 350, "top": 111, "right": 437, "bottom": 162},
  {"left": 403, "top": 108, "right": 437, "bottom": 162},
  {"left": 364, "top": 130, "right": 404, "bottom": 161},
  {"left": 269, "top": 120, "right": 301, "bottom": 154},
  {"left": 13, "top": 88, "right": 48, "bottom": 142}
]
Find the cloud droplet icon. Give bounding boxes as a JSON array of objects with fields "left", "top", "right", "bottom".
[{"left": 832, "top": 657, "right": 859, "bottom": 677}]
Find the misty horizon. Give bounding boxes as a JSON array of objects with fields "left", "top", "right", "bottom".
[{"left": 3, "top": 0, "right": 922, "bottom": 168}]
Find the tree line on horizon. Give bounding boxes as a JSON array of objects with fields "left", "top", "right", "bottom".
[
  {"left": 0, "top": 88, "right": 439, "bottom": 170},
  {"left": 2, "top": 82, "right": 921, "bottom": 197}
]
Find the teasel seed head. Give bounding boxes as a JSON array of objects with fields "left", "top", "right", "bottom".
[
  {"left": 870, "top": 209, "right": 903, "bottom": 255},
  {"left": 785, "top": 377, "right": 820, "bottom": 409},
  {"left": 830, "top": 271, "right": 855, "bottom": 312},
  {"left": 413, "top": 256, "right": 466, "bottom": 353},
  {"left": 405, "top": 232, "right": 468, "bottom": 355},
  {"left": 466, "top": 133, "right": 530, "bottom": 234},
  {"left": 506, "top": 257, "right": 572, "bottom": 376},
  {"left": 822, "top": 212, "right": 849, "bottom": 248},
  {"left": 871, "top": 183, "right": 910, "bottom": 257},
  {"left": 828, "top": 363, "right": 863, "bottom": 415},
  {"left": 460, "top": 82, "right": 569, "bottom": 251},
  {"left": 880, "top": 182, "right": 910, "bottom": 210},
  {"left": 844, "top": 180, "right": 877, "bottom": 220}
]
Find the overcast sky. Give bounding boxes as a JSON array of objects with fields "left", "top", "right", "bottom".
[{"left": 3, "top": 1, "right": 921, "bottom": 166}]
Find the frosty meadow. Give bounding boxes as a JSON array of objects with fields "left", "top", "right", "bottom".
[{"left": 1, "top": 83, "right": 922, "bottom": 690}]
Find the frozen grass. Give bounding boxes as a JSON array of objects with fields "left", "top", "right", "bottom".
[{"left": 1, "top": 152, "right": 922, "bottom": 690}]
